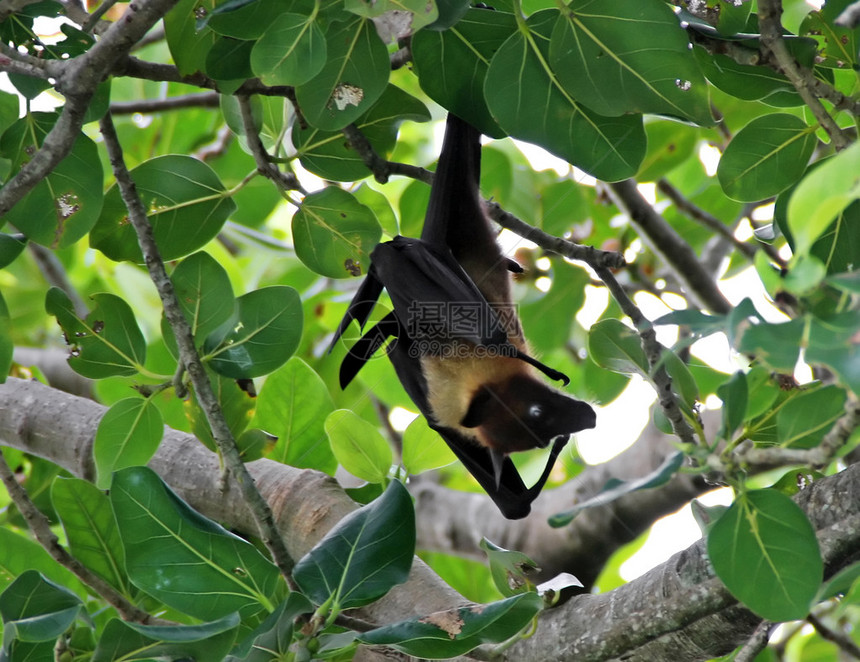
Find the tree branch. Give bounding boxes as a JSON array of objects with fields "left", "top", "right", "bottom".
[
  {"left": 757, "top": 0, "right": 852, "bottom": 149},
  {"left": 109, "top": 91, "right": 220, "bottom": 114},
  {"left": 237, "top": 95, "right": 304, "bottom": 193},
  {"left": 342, "top": 123, "right": 434, "bottom": 185}
]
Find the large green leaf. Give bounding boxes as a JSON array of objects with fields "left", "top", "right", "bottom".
[
  {"left": 357, "top": 592, "right": 542, "bottom": 658},
  {"left": 484, "top": 9, "right": 645, "bottom": 181},
  {"left": 401, "top": 415, "right": 456, "bottom": 475},
  {"left": 164, "top": 0, "right": 218, "bottom": 76},
  {"left": 93, "top": 397, "right": 165, "bottom": 489},
  {"left": 204, "top": 286, "right": 303, "bottom": 379},
  {"left": 325, "top": 409, "right": 393, "bottom": 484},
  {"left": 293, "top": 480, "right": 414, "bottom": 610},
  {"left": 227, "top": 593, "right": 314, "bottom": 662},
  {"left": 787, "top": 143, "right": 860, "bottom": 257},
  {"left": 292, "top": 187, "right": 382, "bottom": 278},
  {"left": 51, "top": 477, "right": 132, "bottom": 597},
  {"left": 776, "top": 384, "right": 846, "bottom": 448},
  {"left": 0, "top": 571, "right": 83, "bottom": 644},
  {"left": 254, "top": 357, "right": 337, "bottom": 474},
  {"left": 170, "top": 251, "right": 236, "bottom": 344},
  {"left": 45, "top": 288, "right": 147, "bottom": 379},
  {"left": 250, "top": 13, "right": 326, "bottom": 86},
  {"left": 91, "top": 155, "right": 237, "bottom": 263},
  {"left": 92, "top": 614, "right": 240, "bottom": 662},
  {"left": 0, "top": 112, "right": 103, "bottom": 248},
  {"left": 717, "top": 114, "right": 816, "bottom": 202},
  {"left": 294, "top": 16, "right": 390, "bottom": 131},
  {"left": 587, "top": 318, "right": 648, "bottom": 376},
  {"left": 109, "top": 467, "right": 281, "bottom": 620},
  {"left": 549, "top": 0, "right": 712, "bottom": 125},
  {"left": 412, "top": 8, "right": 518, "bottom": 137},
  {"left": 708, "top": 489, "right": 822, "bottom": 621}
]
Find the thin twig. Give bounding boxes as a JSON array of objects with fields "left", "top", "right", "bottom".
[
  {"left": 236, "top": 95, "right": 304, "bottom": 193},
  {"left": 757, "top": 0, "right": 852, "bottom": 150},
  {"left": 342, "top": 123, "right": 434, "bottom": 185},
  {"left": 808, "top": 613, "right": 860, "bottom": 659},
  {"left": 734, "top": 621, "right": 772, "bottom": 662},
  {"left": 98, "top": 111, "right": 297, "bottom": 582},
  {"left": 110, "top": 92, "right": 220, "bottom": 114},
  {"left": 0, "top": 448, "right": 166, "bottom": 624}
]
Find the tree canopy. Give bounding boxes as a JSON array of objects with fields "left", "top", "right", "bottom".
[{"left": 1, "top": 0, "right": 860, "bottom": 660}]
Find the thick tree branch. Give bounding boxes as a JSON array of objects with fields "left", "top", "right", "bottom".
[{"left": 98, "top": 112, "right": 296, "bottom": 580}]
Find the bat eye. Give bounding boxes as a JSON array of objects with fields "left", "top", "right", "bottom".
[{"left": 527, "top": 403, "right": 543, "bottom": 419}]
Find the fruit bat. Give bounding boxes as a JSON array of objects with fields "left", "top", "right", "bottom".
[{"left": 330, "top": 114, "right": 596, "bottom": 519}]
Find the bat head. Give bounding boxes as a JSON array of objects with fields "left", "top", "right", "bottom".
[{"left": 460, "top": 374, "right": 596, "bottom": 454}]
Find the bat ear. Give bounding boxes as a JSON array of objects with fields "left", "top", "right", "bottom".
[{"left": 460, "top": 386, "right": 492, "bottom": 428}]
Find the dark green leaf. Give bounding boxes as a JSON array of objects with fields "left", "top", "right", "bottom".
[
  {"left": 51, "top": 477, "right": 132, "bottom": 597},
  {"left": 205, "top": 36, "right": 254, "bottom": 81},
  {"left": 717, "top": 371, "right": 748, "bottom": 439},
  {"left": 207, "top": 0, "right": 292, "bottom": 38},
  {"left": 357, "top": 592, "right": 542, "bottom": 658},
  {"left": 251, "top": 13, "right": 326, "bottom": 86},
  {"left": 185, "top": 372, "right": 256, "bottom": 453},
  {"left": 171, "top": 251, "right": 236, "bottom": 344},
  {"left": 484, "top": 9, "right": 645, "bottom": 181},
  {"left": 806, "top": 311, "right": 860, "bottom": 395},
  {"left": 0, "top": 113, "right": 103, "bottom": 248},
  {"left": 110, "top": 467, "right": 280, "bottom": 620},
  {"left": 227, "top": 593, "right": 314, "bottom": 661},
  {"left": 0, "top": 570, "right": 83, "bottom": 643},
  {"left": 204, "top": 286, "right": 303, "bottom": 379},
  {"left": 0, "top": 233, "right": 27, "bottom": 269},
  {"left": 294, "top": 16, "right": 389, "bottom": 131},
  {"left": 549, "top": 1, "right": 712, "bottom": 125},
  {"left": 708, "top": 489, "right": 822, "bottom": 621},
  {"left": 734, "top": 317, "right": 804, "bottom": 373},
  {"left": 776, "top": 384, "right": 846, "bottom": 448},
  {"left": 164, "top": 0, "right": 218, "bottom": 76},
  {"left": 254, "top": 357, "right": 337, "bottom": 474},
  {"left": 0, "top": 529, "right": 87, "bottom": 598},
  {"left": 45, "top": 288, "right": 147, "bottom": 378},
  {"left": 817, "top": 560, "right": 860, "bottom": 601},
  {"left": 292, "top": 187, "right": 382, "bottom": 278},
  {"left": 92, "top": 613, "right": 240, "bottom": 662},
  {"left": 549, "top": 451, "right": 684, "bottom": 526},
  {"left": 412, "top": 9, "right": 517, "bottom": 137},
  {"left": 717, "top": 114, "right": 816, "bottom": 202},
  {"left": 91, "top": 155, "right": 237, "bottom": 263},
  {"left": 293, "top": 480, "right": 414, "bottom": 610},
  {"left": 325, "top": 409, "right": 392, "bottom": 483},
  {"left": 694, "top": 47, "right": 801, "bottom": 106}
]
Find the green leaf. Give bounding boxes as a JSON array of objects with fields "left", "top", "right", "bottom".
[
  {"left": 292, "top": 187, "right": 382, "bottom": 278},
  {"left": 204, "top": 285, "right": 303, "bottom": 379},
  {"left": 250, "top": 13, "right": 326, "bottom": 86},
  {"left": 185, "top": 372, "right": 256, "bottom": 454},
  {"left": 357, "top": 592, "right": 542, "bottom": 658},
  {"left": 717, "top": 371, "right": 748, "bottom": 439},
  {"left": 0, "top": 112, "right": 103, "bottom": 248},
  {"left": 93, "top": 397, "right": 165, "bottom": 489},
  {"left": 734, "top": 317, "right": 804, "bottom": 373},
  {"left": 325, "top": 409, "right": 393, "bottom": 483},
  {"left": 806, "top": 311, "right": 860, "bottom": 394},
  {"left": 294, "top": 85, "right": 431, "bottom": 181},
  {"left": 587, "top": 318, "right": 648, "bottom": 376},
  {"left": 171, "top": 251, "right": 236, "bottom": 344},
  {"left": 206, "top": 0, "right": 296, "bottom": 38},
  {"left": 549, "top": 0, "right": 712, "bottom": 125},
  {"left": 0, "top": 233, "right": 27, "bottom": 269},
  {"left": 817, "top": 560, "right": 860, "bottom": 602},
  {"left": 205, "top": 36, "right": 254, "bottom": 81},
  {"left": 92, "top": 613, "right": 240, "bottom": 662},
  {"left": 254, "top": 357, "right": 338, "bottom": 474},
  {"left": 484, "top": 9, "right": 645, "bottom": 181},
  {"left": 91, "top": 155, "right": 237, "bottom": 263},
  {"left": 412, "top": 8, "right": 517, "bottom": 137},
  {"left": 717, "top": 114, "right": 816, "bottom": 202},
  {"left": 401, "top": 415, "right": 457, "bottom": 475},
  {"left": 549, "top": 451, "right": 685, "bottom": 526},
  {"left": 227, "top": 592, "right": 314, "bottom": 662},
  {"left": 294, "top": 16, "right": 390, "bottom": 131},
  {"left": 0, "top": 570, "right": 83, "bottom": 643},
  {"left": 787, "top": 142, "right": 860, "bottom": 257},
  {"left": 708, "top": 489, "right": 822, "bottom": 621},
  {"left": 110, "top": 467, "right": 280, "bottom": 620},
  {"left": 45, "top": 288, "right": 147, "bottom": 379},
  {"left": 480, "top": 538, "right": 539, "bottom": 598},
  {"left": 164, "top": 0, "right": 218, "bottom": 76},
  {"left": 519, "top": 264, "right": 589, "bottom": 353},
  {"left": 661, "top": 348, "right": 699, "bottom": 409},
  {"left": 0, "top": 528, "right": 87, "bottom": 598},
  {"left": 637, "top": 121, "right": 700, "bottom": 182},
  {"left": 293, "top": 480, "right": 414, "bottom": 610},
  {"left": 51, "top": 477, "right": 133, "bottom": 597},
  {"left": 695, "top": 47, "right": 800, "bottom": 106}
]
